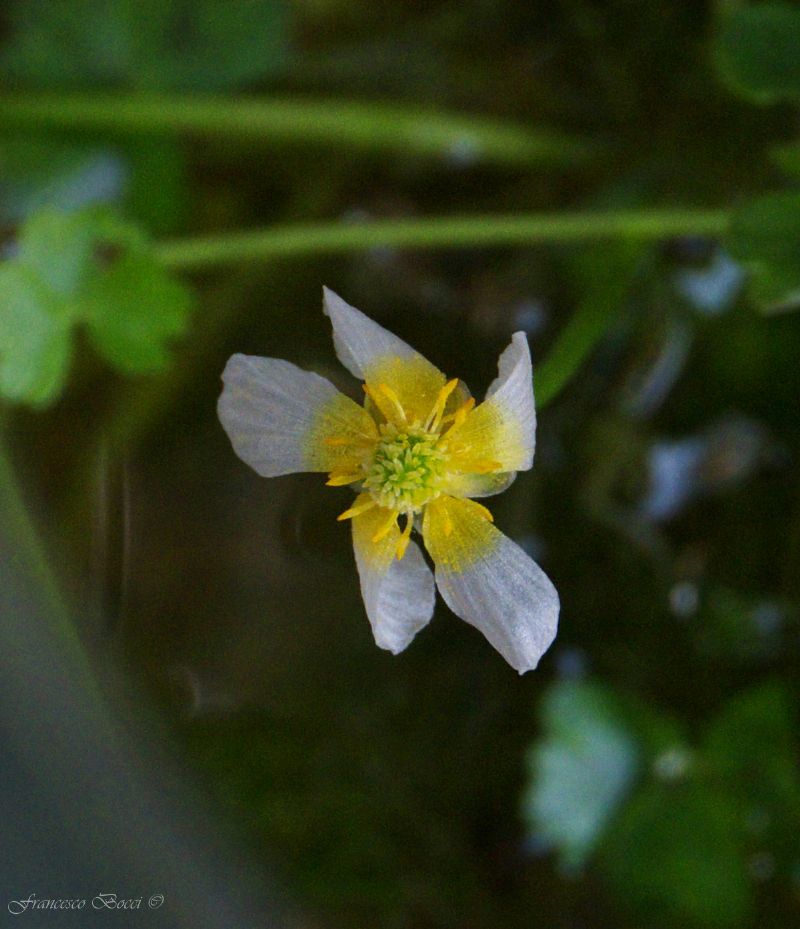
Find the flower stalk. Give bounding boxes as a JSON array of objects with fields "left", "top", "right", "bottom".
[{"left": 153, "top": 210, "right": 730, "bottom": 271}]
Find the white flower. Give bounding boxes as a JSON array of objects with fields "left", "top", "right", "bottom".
[{"left": 218, "top": 288, "right": 559, "bottom": 672}]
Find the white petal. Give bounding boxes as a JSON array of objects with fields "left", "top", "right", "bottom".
[
  {"left": 357, "top": 540, "right": 436, "bottom": 654},
  {"left": 351, "top": 499, "right": 435, "bottom": 654},
  {"left": 422, "top": 496, "right": 558, "bottom": 673},
  {"left": 218, "top": 353, "right": 374, "bottom": 476},
  {"left": 437, "top": 538, "right": 558, "bottom": 673},
  {"left": 485, "top": 331, "right": 537, "bottom": 469},
  {"left": 443, "top": 332, "right": 536, "bottom": 475},
  {"left": 444, "top": 470, "right": 517, "bottom": 499},
  {"left": 323, "top": 286, "right": 425, "bottom": 379}
]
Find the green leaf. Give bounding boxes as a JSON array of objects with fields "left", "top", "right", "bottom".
[
  {"left": 704, "top": 681, "right": 800, "bottom": 816},
  {"left": 522, "top": 681, "right": 640, "bottom": 870},
  {"left": 17, "top": 207, "right": 99, "bottom": 297},
  {"left": 0, "top": 0, "right": 289, "bottom": 91},
  {"left": 602, "top": 782, "right": 751, "bottom": 929},
  {"left": 83, "top": 250, "right": 193, "bottom": 373},
  {"left": 0, "top": 205, "right": 193, "bottom": 405},
  {"left": 714, "top": 2, "right": 800, "bottom": 104},
  {"left": 0, "top": 264, "right": 72, "bottom": 406},
  {"left": 726, "top": 191, "right": 800, "bottom": 312}
]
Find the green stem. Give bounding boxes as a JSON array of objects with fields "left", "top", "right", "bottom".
[
  {"left": 153, "top": 209, "right": 730, "bottom": 271},
  {"left": 0, "top": 92, "right": 592, "bottom": 167},
  {"left": 534, "top": 242, "right": 649, "bottom": 406},
  {"left": 0, "top": 437, "right": 82, "bottom": 648}
]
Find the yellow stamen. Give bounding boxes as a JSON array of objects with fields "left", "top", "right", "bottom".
[
  {"left": 326, "top": 471, "right": 363, "bottom": 487},
  {"left": 395, "top": 516, "right": 413, "bottom": 560},
  {"left": 363, "top": 382, "right": 397, "bottom": 424},
  {"left": 443, "top": 396, "right": 475, "bottom": 434},
  {"left": 371, "top": 510, "right": 398, "bottom": 543},
  {"left": 362, "top": 382, "right": 380, "bottom": 404},
  {"left": 337, "top": 499, "right": 376, "bottom": 521},
  {"left": 425, "top": 378, "right": 459, "bottom": 431},
  {"left": 377, "top": 382, "right": 408, "bottom": 424}
]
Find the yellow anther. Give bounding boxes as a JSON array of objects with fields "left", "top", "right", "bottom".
[
  {"left": 371, "top": 510, "right": 399, "bottom": 543},
  {"left": 425, "top": 378, "right": 460, "bottom": 431},
  {"left": 326, "top": 471, "right": 362, "bottom": 487},
  {"left": 337, "top": 499, "right": 376, "bottom": 521},
  {"left": 470, "top": 501, "right": 494, "bottom": 523},
  {"left": 395, "top": 516, "right": 413, "bottom": 560}
]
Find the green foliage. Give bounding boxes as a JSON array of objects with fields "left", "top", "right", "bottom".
[
  {"left": 0, "top": 265, "right": 71, "bottom": 406},
  {"left": 523, "top": 679, "right": 686, "bottom": 872},
  {"left": 713, "top": 4, "right": 800, "bottom": 313},
  {"left": 727, "top": 192, "right": 800, "bottom": 312},
  {"left": 0, "top": 0, "right": 289, "bottom": 91},
  {"left": 2, "top": 3, "right": 800, "bottom": 928},
  {"left": 704, "top": 682, "right": 800, "bottom": 837},
  {"left": 522, "top": 681, "right": 641, "bottom": 870},
  {"left": 714, "top": 2, "right": 800, "bottom": 104},
  {"left": 524, "top": 679, "right": 800, "bottom": 928},
  {"left": 602, "top": 682, "right": 800, "bottom": 928},
  {"left": 83, "top": 250, "right": 192, "bottom": 373},
  {"left": 0, "top": 206, "right": 192, "bottom": 407},
  {"left": 602, "top": 783, "right": 750, "bottom": 929}
]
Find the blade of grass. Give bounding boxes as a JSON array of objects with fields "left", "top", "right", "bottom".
[
  {"left": 0, "top": 92, "right": 594, "bottom": 167},
  {"left": 152, "top": 210, "right": 729, "bottom": 271}
]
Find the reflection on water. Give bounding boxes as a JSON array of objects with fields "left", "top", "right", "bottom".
[{"left": 642, "top": 415, "right": 769, "bottom": 522}]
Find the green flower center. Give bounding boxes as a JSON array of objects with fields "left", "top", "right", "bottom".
[{"left": 363, "top": 425, "right": 445, "bottom": 513}]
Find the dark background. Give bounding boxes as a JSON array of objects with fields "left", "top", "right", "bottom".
[{"left": 1, "top": 2, "right": 799, "bottom": 928}]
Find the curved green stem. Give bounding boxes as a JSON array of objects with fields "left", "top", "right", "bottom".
[
  {"left": 0, "top": 92, "right": 592, "bottom": 167},
  {"left": 154, "top": 209, "right": 730, "bottom": 271}
]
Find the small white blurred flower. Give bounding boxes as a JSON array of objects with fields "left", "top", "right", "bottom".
[{"left": 218, "top": 288, "right": 559, "bottom": 673}]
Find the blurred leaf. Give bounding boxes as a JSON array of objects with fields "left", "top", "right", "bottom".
[
  {"left": 18, "top": 208, "right": 99, "bottom": 297},
  {"left": 522, "top": 681, "right": 640, "bottom": 870},
  {"left": 602, "top": 782, "right": 751, "bottom": 929},
  {"left": 0, "top": 206, "right": 193, "bottom": 406},
  {"left": 726, "top": 191, "right": 800, "bottom": 312},
  {"left": 704, "top": 681, "right": 800, "bottom": 815},
  {"left": 714, "top": 2, "right": 800, "bottom": 104},
  {"left": 0, "top": 264, "right": 71, "bottom": 406},
  {"left": 0, "top": 0, "right": 289, "bottom": 91},
  {"left": 84, "top": 251, "right": 192, "bottom": 373}
]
